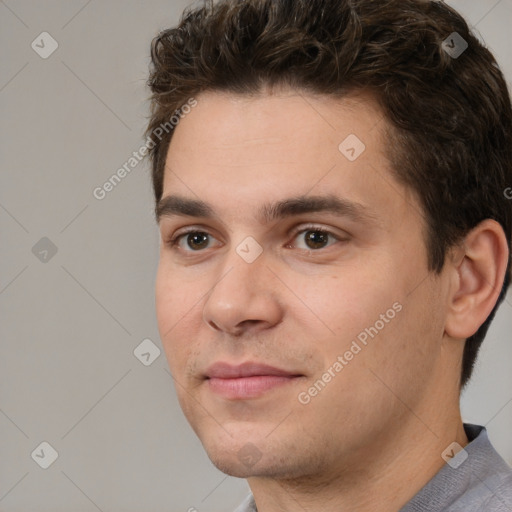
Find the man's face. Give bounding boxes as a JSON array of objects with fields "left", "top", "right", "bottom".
[{"left": 155, "top": 89, "right": 451, "bottom": 479}]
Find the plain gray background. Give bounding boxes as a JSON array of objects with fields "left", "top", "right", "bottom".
[{"left": 1, "top": 0, "right": 511, "bottom": 511}]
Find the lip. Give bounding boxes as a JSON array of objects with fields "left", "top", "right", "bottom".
[
  {"left": 205, "top": 361, "right": 299, "bottom": 379},
  {"left": 204, "top": 361, "right": 303, "bottom": 400}
]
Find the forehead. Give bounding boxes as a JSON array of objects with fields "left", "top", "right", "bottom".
[
  {"left": 161, "top": 88, "right": 416, "bottom": 226},
  {"left": 165, "top": 88, "right": 386, "bottom": 167}
]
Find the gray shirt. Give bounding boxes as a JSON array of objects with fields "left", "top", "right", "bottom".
[{"left": 233, "top": 424, "right": 512, "bottom": 511}]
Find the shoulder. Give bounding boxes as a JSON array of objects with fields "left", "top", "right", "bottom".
[
  {"left": 233, "top": 494, "right": 257, "bottom": 512},
  {"left": 446, "top": 468, "right": 512, "bottom": 511},
  {"left": 402, "top": 424, "right": 512, "bottom": 512}
]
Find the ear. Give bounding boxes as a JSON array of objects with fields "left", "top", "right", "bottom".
[{"left": 445, "top": 219, "right": 509, "bottom": 340}]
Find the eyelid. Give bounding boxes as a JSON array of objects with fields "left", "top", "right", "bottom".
[
  {"left": 289, "top": 223, "right": 342, "bottom": 237},
  {"left": 166, "top": 226, "right": 221, "bottom": 250},
  {"left": 287, "top": 223, "right": 346, "bottom": 249},
  {"left": 165, "top": 223, "right": 348, "bottom": 253}
]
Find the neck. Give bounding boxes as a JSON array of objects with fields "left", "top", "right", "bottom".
[{"left": 248, "top": 404, "right": 468, "bottom": 512}]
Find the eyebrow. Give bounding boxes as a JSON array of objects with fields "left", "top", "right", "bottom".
[{"left": 155, "top": 194, "right": 378, "bottom": 225}]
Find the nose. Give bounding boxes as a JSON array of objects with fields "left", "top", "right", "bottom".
[{"left": 202, "top": 247, "right": 284, "bottom": 337}]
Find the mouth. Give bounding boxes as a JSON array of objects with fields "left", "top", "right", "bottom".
[{"left": 204, "top": 361, "right": 304, "bottom": 400}]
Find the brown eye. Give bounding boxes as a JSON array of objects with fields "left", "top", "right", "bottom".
[
  {"left": 304, "top": 230, "right": 330, "bottom": 249},
  {"left": 289, "top": 227, "right": 340, "bottom": 251},
  {"left": 168, "top": 230, "right": 216, "bottom": 252},
  {"left": 186, "top": 232, "right": 210, "bottom": 250}
]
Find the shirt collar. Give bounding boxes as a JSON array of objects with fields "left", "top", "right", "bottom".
[
  {"left": 400, "top": 423, "right": 512, "bottom": 511},
  {"left": 234, "top": 424, "right": 512, "bottom": 512}
]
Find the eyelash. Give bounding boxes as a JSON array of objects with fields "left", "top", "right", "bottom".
[{"left": 165, "top": 225, "right": 343, "bottom": 252}]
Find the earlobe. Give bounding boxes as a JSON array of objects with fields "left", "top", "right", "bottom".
[{"left": 445, "top": 219, "right": 509, "bottom": 340}]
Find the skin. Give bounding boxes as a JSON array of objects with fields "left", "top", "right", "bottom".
[{"left": 155, "top": 88, "right": 509, "bottom": 511}]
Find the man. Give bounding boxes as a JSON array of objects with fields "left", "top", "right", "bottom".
[{"left": 145, "top": 0, "right": 512, "bottom": 510}]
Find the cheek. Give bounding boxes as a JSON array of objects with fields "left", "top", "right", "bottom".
[
  {"left": 155, "top": 265, "right": 176, "bottom": 336},
  {"left": 358, "top": 277, "right": 443, "bottom": 402},
  {"left": 155, "top": 262, "right": 200, "bottom": 368},
  {"left": 155, "top": 259, "right": 200, "bottom": 329},
  {"left": 317, "top": 268, "right": 397, "bottom": 339},
  {"left": 306, "top": 258, "right": 421, "bottom": 383}
]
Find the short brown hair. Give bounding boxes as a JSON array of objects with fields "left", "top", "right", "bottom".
[{"left": 146, "top": 0, "right": 512, "bottom": 388}]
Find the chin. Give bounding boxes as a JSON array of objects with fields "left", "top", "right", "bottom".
[
  {"left": 198, "top": 440, "right": 254, "bottom": 476},
  {"left": 208, "top": 455, "right": 260, "bottom": 478},
  {"left": 199, "top": 429, "right": 314, "bottom": 481},
  {"left": 196, "top": 428, "right": 272, "bottom": 477}
]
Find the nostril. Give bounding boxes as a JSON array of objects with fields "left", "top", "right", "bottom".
[{"left": 207, "top": 320, "right": 221, "bottom": 331}]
